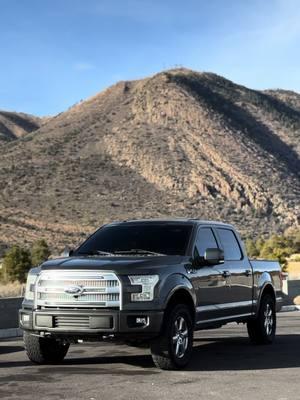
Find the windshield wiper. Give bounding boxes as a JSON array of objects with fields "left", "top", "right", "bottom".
[
  {"left": 77, "top": 250, "right": 115, "bottom": 256},
  {"left": 113, "top": 249, "right": 166, "bottom": 256},
  {"left": 95, "top": 250, "right": 115, "bottom": 256}
]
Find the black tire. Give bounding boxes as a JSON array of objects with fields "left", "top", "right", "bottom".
[
  {"left": 247, "top": 294, "right": 276, "bottom": 344},
  {"left": 150, "top": 304, "right": 193, "bottom": 370},
  {"left": 24, "top": 332, "right": 70, "bottom": 364}
]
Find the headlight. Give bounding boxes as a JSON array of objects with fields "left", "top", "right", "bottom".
[
  {"left": 128, "top": 275, "right": 159, "bottom": 301},
  {"left": 24, "top": 271, "right": 38, "bottom": 301}
]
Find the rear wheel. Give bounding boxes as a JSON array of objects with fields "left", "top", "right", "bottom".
[
  {"left": 24, "top": 332, "right": 69, "bottom": 364},
  {"left": 247, "top": 294, "right": 276, "bottom": 344},
  {"left": 150, "top": 304, "right": 193, "bottom": 370}
]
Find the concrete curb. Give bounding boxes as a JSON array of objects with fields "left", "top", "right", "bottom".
[
  {"left": 281, "top": 305, "right": 300, "bottom": 312},
  {"left": 0, "top": 328, "right": 22, "bottom": 339}
]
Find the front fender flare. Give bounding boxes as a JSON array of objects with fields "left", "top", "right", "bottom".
[{"left": 160, "top": 273, "right": 196, "bottom": 309}]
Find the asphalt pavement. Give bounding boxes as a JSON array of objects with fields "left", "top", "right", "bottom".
[{"left": 1, "top": 311, "right": 300, "bottom": 400}]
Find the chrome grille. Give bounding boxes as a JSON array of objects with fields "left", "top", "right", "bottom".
[
  {"left": 39, "top": 279, "right": 119, "bottom": 288},
  {"left": 36, "top": 270, "right": 121, "bottom": 308}
]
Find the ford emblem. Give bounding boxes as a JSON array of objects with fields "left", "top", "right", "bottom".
[{"left": 64, "top": 285, "right": 84, "bottom": 296}]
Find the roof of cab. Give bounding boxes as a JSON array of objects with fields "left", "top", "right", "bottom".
[{"left": 108, "top": 218, "right": 234, "bottom": 229}]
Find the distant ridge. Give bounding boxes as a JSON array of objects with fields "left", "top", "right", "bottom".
[{"left": 0, "top": 110, "right": 44, "bottom": 142}]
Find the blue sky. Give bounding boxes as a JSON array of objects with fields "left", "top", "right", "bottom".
[{"left": 1, "top": 0, "right": 300, "bottom": 116}]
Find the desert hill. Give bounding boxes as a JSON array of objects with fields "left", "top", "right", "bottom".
[
  {"left": 265, "top": 89, "right": 300, "bottom": 114},
  {"left": 0, "top": 111, "right": 43, "bottom": 142},
  {"left": 0, "top": 68, "right": 299, "bottom": 253}
]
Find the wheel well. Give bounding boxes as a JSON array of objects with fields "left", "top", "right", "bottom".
[
  {"left": 260, "top": 284, "right": 276, "bottom": 303},
  {"left": 165, "top": 289, "right": 195, "bottom": 325}
]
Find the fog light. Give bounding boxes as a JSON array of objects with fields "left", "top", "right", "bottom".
[
  {"left": 127, "top": 315, "right": 149, "bottom": 328},
  {"left": 136, "top": 317, "right": 147, "bottom": 325}
]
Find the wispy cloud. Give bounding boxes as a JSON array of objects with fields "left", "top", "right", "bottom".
[{"left": 73, "top": 62, "right": 96, "bottom": 71}]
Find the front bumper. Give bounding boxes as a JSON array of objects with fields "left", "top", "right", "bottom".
[{"left": 19, "top": 308, "right": 164, "bottom": 338}]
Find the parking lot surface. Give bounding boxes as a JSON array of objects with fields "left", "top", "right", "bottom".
[{"left": 1, "top": 312, "right": 300, "bottom": 400}]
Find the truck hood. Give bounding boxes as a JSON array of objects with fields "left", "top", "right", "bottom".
[{"left": 39, "top": 255, "right": 189, "bottom": 275}]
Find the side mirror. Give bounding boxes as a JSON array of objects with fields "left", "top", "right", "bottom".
[
  {"left": 204, "top": 248, "right": 224, "bottom": 265},
  {"left": 61, "top": 246, "right": 74, "bottom": 257}
]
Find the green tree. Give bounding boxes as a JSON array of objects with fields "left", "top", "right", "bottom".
[
  {"left": 3, "top": 245, "right": 32, "bottom": 283},
  {"left": 285, "top": 229, "right": 300, "bottom": 253},
  {"left": 31, "top": 239, "right": 51, "bottom": 267},
  {"left": 255, "top": 238, "right": 265, "bottom": 253},
  {"left": 260, "top": 235, "right": 294, "bottom": 269},
  {"left": 245, "top": 239, "right": 259, "bottom": 257},
  {"left": 244, "top": 230, "right": 300, "bottom": 272}
]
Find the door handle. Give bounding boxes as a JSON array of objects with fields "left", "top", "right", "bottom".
[
  {"left": 222, "top": 270, "right": 231, "bottom": 278},
  {"left": 245, "top": 269, "right": 252, "bottom": 276}
]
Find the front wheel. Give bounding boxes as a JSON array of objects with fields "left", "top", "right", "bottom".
[
  {"left": 150, "top": 304, "right": 193, "bottom": 370},
  {"left": 24, "top": 332, "right": 70, "bottom": 364},
  {"left": 247, "top": 294, "right": 276, "bottom": 344}
]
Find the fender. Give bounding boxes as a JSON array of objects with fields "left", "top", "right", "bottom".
[
  {"left": 160, "top": 273, "right": 196, "bottom": 309},
  {"left": 255, "top": 272, "right": 276, "bottom": 316}
]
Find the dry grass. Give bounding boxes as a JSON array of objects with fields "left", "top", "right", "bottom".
[
  {"left": 294, "top": 296, "right": 300, "bottom": 305},
  {"left": 287, "top": 261, "right": 300, "bottom": 280},
  {"left": 0, "top": 281, "right": 25, "bottom": 298}
]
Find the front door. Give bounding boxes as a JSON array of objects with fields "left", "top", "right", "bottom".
[{"left": 190, "top": 227, "right": 228, "bottom": 323}]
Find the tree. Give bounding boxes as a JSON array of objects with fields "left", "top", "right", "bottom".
[
  {"left": 244, "top": 230, "right": 300, "bottom": 272},
  {"left": 3, "top": 246, "right": 32, "bottom": 283},
  {"left": 31, "top": 239, "right": 51, "bottom": 267},
  {"left": 285, "top": 229, "right": 300, "bottom": 253},
  {"left": 255, "top": 238, "right": 265, "bottom": 254},
  {"left": 245, "top": 239, "right": 259, "bottom": 257},
  {"left": 260, "top": 235, "right": 295, "bottom": 270}
]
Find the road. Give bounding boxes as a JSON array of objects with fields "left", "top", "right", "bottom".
[{"left": 1, "top": 312, "right": 300, "bottom": 400}]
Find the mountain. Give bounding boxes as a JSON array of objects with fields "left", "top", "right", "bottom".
[
  {"left": 265, "top": 89, "right": 300, "bottom": 114},
  {"left": 0, "top": 111, "right": 43, "bottom": 142},
  {"left": 0, "top": 68, "right": 299, "bottom": 253}
]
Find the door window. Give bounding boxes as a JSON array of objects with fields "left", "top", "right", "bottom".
[
  {"left": 216, "top": 229, "right": 242, "bottom": 261},
  {"left": 194, "top": 228, "right": 218, "bottom": 257}
]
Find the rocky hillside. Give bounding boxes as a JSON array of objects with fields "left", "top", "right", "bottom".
[
  {"left": 265, "top": 89, "right": 300, "bottom": 114},
  {"left": 0, "top": 111, "right": 42, "bottom": 142},
  {"left": 0, "top": 68, "right": 299, "bottom": 253}
]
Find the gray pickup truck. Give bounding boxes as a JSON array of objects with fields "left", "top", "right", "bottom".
[{"left": 20, "top": 219, "right": 283, "bottom": 369}]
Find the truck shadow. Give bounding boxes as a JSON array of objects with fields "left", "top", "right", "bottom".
[
  {"left": 187, "top": 334, "right": 300, "bottom": 371},
  {"left": 65, "top": 334, "right": 300, "bottom": 371},
  {"left": 1, "top": 334, "right": 300, "bottom": 372}
]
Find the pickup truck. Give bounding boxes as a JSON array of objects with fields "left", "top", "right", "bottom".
[{"left": 20, "top": 219, "right": 283, "bottom": 370}]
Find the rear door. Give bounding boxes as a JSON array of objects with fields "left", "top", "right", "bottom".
[{"left": 214, "top": 228, "right": 253, "bottom": 317}]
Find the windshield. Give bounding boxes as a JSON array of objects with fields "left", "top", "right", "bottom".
[{"left": 75, "top": 223, "right": 193, "bottom": 256}]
